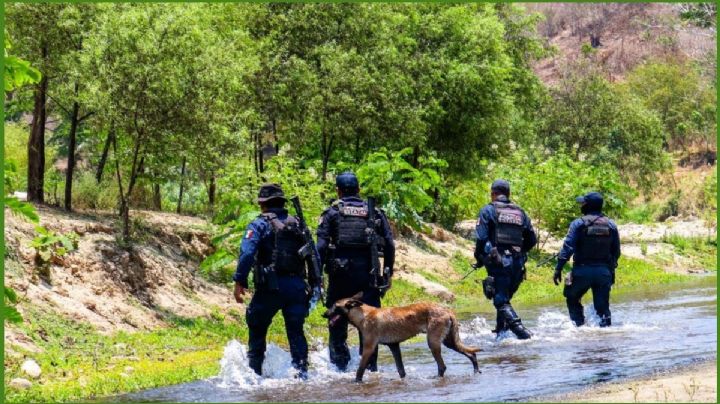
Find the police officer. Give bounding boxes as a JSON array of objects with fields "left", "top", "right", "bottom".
[
  {"left": 553, "top": 192, "right": 621, "bottom": 327},
  {"left": 316, "top": 171, "right": 395, "bottom": 372},
  {"left": 475, "top": 179, "right": 537, "bottom": 339},
  {"left": 233, "top": 183, "right": 321, "bottom": 378}
]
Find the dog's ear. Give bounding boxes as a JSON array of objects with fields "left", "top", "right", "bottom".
[
  {"left": 351, "top": 291, "right": 363, "bottom": 300},
  {"left": 344, "top": 299, "right": 362, "bottom": 309}
]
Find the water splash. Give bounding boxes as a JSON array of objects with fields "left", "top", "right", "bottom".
[{"left": 217, "top": 339, "right": 363, "bottom": 390}]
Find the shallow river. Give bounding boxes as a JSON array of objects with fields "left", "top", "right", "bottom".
[{"left": 116, "top": 278, "right": 716, "bottom": 402}]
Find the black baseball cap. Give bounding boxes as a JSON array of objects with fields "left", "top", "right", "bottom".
[
  {"left": 491, "top": 179, "right": 510, "bottom": 195},
  {"left": 575, "top": 192, "right": 604, "bottom": 205},
  {"left": 257, "top": 183, "right": 287, "bottom": 203}
]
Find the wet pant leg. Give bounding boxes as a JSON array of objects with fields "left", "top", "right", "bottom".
[
  {"left": 590, "top": 273, "right": 612, "bottom": 327},
  {"left": 246, "top": 291, "right": 281, "bottom": 375},
  {"left": 281, "top": 280, "right": 309, "bottom": 372},
  {"left": 564, "top": 275, "right": 592, "bottom": 326}
]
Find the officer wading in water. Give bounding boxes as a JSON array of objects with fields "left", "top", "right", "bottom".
[
  {"left": 553, "top": 192, "right": 621, "bottom": 327},
  {"left": 475, "top": 179, "right": 537, "bottom": 339},
  {"left": 317, "top": 171, "right": 395, "bottom": 372},
  {"left": 233, "top": 184, "right": 323, "bottom": 379}
]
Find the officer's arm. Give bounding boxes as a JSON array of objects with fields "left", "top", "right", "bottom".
[
  {"left": 556, "top": 220, "right": 581, "bottom": 271},
  {"left": 379, "top": 212, "right": 395, "bottom": 275},
  {"left": 474, "top": 207, "right": 491, "bottom": 263},
  {"left": 233, "top": 222, "right": 261, "bottom": 288},
  {"left": 610, "top": 221, "right": 621, "bottom": 269},
  {"left": 315, "top": 211, "right": 331, "bottom": 273},
  {"left": 522, "top": 213, "right": 538, "bottom": 252}
]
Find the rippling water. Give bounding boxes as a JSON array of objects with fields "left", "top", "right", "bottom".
[{"left": 115, "top": 279, "right": 717, "bottom": 402}]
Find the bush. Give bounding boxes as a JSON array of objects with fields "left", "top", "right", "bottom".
[
  {"left": 3, "top": 122, "right": 29, "bottom": 189},
  {"left": 71, "top": 171, "right": 120, "bottom": 211},
  {"left": 357, "top": 147, "right": 447, "bottom": 230},
  {"left": 484, "top": 149, "right": 635, "bottom": 238}
]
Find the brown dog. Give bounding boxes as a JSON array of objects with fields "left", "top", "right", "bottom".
[{"left": 323, "top": 293, "right": 481, "bottom": 382}]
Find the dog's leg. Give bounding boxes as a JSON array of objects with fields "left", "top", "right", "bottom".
[
  {"left": 387, "top": 343, "right": 405, "bottom": 379},
  {"left": 427, "top": 338, "right": 446, "bottom": 377},
  {"left": 356, "top": 338, "right": 378, "bottom": 382},
  {"left": 443, "top": 335, "right": 479, "bottom": 374}
]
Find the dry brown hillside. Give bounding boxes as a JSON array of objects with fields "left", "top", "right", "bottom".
[{"left": 527, "top": 3, "right": 716, "bottom": 84}]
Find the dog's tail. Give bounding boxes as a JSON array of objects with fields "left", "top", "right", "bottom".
[{"left": 445, "top": 316, "right": 482, "bottom": 353}]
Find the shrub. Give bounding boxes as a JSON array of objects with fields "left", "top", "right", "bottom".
[
  {"left": 484, "top": 148, "right": 635, "bottom": 238},
  {"left": 357, "top": 147, "right": 447, "bottom": 230},
  {"left": 72, "top": 171, "right": 120, "bottom": 211}
]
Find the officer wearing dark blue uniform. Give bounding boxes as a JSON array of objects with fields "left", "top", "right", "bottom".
[
  {"left": 316, "top": 172, "right": 395, "bottom": 372},
  {"left": 233, "top": 184, "right": 321, "bottom": 378},
  {"left": 475, "top": 179, "right": 537, "bottom": 339},
  {"left": 553, "top": 192, "right": 621, "bottom": 327}
]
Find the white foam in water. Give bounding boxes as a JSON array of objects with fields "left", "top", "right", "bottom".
[{"left": 217, "top": 339, "right": 363, "bottom": 390}]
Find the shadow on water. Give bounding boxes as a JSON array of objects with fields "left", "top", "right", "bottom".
[{"left": 112, "top": 276, "right": 717, "bottom": 403}]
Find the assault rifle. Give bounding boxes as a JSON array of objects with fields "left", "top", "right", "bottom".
[
  {"left": 291, "top": 196, "right": 324, "bottom": 309},
  {"left": 367, "top": 197, "right": 390, "bottom": 294},
  {"left": 535, "top": 253, "right": 559, "bottom": 268}
]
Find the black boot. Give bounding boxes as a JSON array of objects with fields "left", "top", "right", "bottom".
[
  {"left": 499, "top": 304, "right": 532, "bottom": 340},
  {"left": 248, "top": 358, "right": 263, "bottom": 376},
  {"left": 293, "top": 359, "right": 309, "bottom": 380},
  {"left": 599, "top": 315, "right": 611, "bottom": 328},
  {"left": 492, "top": 311, "right": 508, "bottom": 334}
]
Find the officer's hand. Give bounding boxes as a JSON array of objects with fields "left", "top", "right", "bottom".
[
  {"left": 553, "top": 269, "right": 562, "bottom": 286},
  {"left": 234, "top": 283, "right": 247, "bottom": 303}
]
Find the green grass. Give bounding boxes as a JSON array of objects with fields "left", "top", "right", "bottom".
[{"left": 660, "top": 234, "right": 717, "bottom": 271}]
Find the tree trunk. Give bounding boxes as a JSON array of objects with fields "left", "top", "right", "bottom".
[
  {"left": 253, "top": 132, "right": 259, "bottom": 175},
  {"left": 64, "top": 84, "right": 81, "bottom": 211},
  {"left": 207, "top": 173, "right": 216, "bottom": 209},
  {"left": 152, "top": 183, "right": 161, "bottom": 210},
  {"left": 96, "top": 128, "right": 114, "bottom": 183},
  {"left": 114, "top": 133, "right": 142, "bottom": 242},
  {"left": 27, "top": 47, "right": 48, "bottom": 203},
  {"left": 176, "top": 157, "right": 187, "bottom": 214},
  {"left": 354, "top": 133, "right": 361, "bottom": 163},
  {"left": 257, "top": 131, "right": 264, "bottom": 173}
]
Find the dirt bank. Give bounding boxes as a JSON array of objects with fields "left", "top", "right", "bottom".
[{"left": 555, "top": 361, "right": 717, "bottom": 403}]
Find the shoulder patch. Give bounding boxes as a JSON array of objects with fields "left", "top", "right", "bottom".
[{"left": 244, "top": 229, "right": 255, "bottom": 239}]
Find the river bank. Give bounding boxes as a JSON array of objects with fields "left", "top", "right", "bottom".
[
  {"left": 555, "top": 361, "right": 717, "bottom": 403},
  {"left": 4, "top": 207, "right": 716, "bottom": 402}
]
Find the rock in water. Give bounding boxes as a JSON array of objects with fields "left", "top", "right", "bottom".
[
  {"left": 9, "top": 378, "right": 32, "bottom": 389},
  {"left": 21, "top": 359, "right": 41, "bottom": 378}
]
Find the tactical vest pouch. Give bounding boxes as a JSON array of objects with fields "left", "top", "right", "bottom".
[
  {"left": 332, "top": 258, "right": 350, "bottom": 274},
  {"left": 494, "top": 203, "right": 524, "bottom": 247},
  {"left": 482, "top": 276, "right": 495, "bottom": 300},
  {"left": 261, "top": 266, "right": 279, "bottom": 291}
]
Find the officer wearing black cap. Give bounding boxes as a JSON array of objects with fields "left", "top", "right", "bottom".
[
  {"left": 233, "top": 183, "right": 321, "bottom": 378},
  {"left": 553, "top": 192, "right": 621, "bottom": 327},
  {"left": 475, "top": 179, "right": 537, "bottom": 339},
  {"left": 316, "top": 171, "right": 395, "bottom": 372}
]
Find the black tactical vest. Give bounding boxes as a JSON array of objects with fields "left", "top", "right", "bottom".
[
  {"left": 574, "top": 214, "right": 613, "bottom": 265},
  {"left": 260, "top": 213, "right": 306, "bottom": 276},
  {"left": 335, "top": 202, "right": 371, "bottom": 248},
  {"left": 492, "top": 202, "right": 525, "bottom": 248}
]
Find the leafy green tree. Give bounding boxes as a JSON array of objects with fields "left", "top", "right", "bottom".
[
  {"left": 625, "top": 59, "right": 717, "bottom": 152},
  {"left": 541, "top": 64, "right": 669, "bottom": 190}
]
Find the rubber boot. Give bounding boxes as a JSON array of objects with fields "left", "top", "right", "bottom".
[
  {"left": 599, "top": 315, "right": 611, "bottom": 328},
  {"left": 248, "top": 357, "right": 263, "bottom": 376},
  {"left": 499, "top": 304, "right": 532, "bottom": 340},
  {"left": 293, "top": 359, "right": 309, "bottom": 380},
  {"left": 492, "top": 311, "right": 508, "bottom": 334}
]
